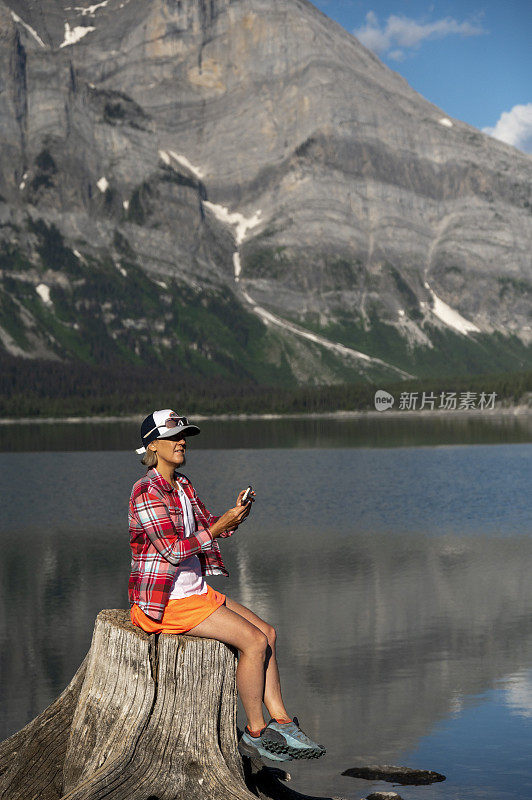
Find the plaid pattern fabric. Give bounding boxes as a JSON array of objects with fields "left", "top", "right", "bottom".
[{"left": 129, "top": 468, "right": 233, "bottom": 620}]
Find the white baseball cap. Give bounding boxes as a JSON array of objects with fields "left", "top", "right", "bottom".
[{"left": 135, "top": 409, "right": 200, "bottom": 454}]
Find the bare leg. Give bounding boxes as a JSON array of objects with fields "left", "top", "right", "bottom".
[
  {"left": 186, "top": 602, "right": 269, "bottom": 731},
  {"left": 224, "top": 596, "right": 291, "bottom": 722}
]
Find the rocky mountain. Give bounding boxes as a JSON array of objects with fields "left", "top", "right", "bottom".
[{"left": 0, "top": 0, "right": 531, "bottom": 388}]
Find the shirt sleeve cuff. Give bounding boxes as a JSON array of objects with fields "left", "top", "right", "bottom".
[{"left": 196, "top": 528, "right": 214, "bottom": 551}]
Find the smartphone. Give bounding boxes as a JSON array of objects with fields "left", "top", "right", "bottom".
[{"left": 241, "top": 485, "right": 253, "bottom": 504}]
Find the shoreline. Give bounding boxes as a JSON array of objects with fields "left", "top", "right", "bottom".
[{"left": 0, "top": 405, "right": 530, "bottom": 425}]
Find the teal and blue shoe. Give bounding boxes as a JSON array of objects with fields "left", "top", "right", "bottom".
[
  {"left": 261, "top": 716, "right": 326, "bottom": 760},
  {"left": 238, "top": 726, "right": 293, "bottom": 762}
]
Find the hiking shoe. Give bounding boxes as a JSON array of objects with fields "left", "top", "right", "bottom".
[
  {"left": 261, "top": 716, "right": 326, "bottom": 760},
  {"left": 238, "top": 726, "right": 293, "bottom": 762}
]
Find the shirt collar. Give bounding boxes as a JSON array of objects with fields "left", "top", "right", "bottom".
[{"left": 148, "top": 468, "right": 187, "bottom": 493}]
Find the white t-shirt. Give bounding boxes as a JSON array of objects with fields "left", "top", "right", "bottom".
[{"left": 168, "top": 483, "right": 208, "bottom": 599}]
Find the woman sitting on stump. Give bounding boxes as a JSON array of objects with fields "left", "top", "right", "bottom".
[{"left": 129, "top": 409, "right": 326, "bottom": 762}]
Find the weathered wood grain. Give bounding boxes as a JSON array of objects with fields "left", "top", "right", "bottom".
[
  {"left": 60, "top": 610, "right": 255, "bottom": 800},
  {"left": 61, "top": 610, "right": 156, "bottom": 795},
  {"left": 0, "top": 654, "right": 88, "bottom": 800}
]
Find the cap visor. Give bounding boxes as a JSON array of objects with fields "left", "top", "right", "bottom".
[{"left": 158, "top": 424, "right": 201, "bottom": 439}]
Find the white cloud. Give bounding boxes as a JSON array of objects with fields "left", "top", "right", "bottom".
[
  {"left": 482, "top": 103, "right": 532, "bottom": 154},
  {"left": 354, "top": 11, "right": 486, "bottom": 58},
  {"left": 388, "top": 49, "right": 406, "bottom": 62}
]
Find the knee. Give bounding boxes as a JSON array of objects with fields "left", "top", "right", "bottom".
[
  {"left": 264, "top": 624, "right": 276, "bottom": 649},
  {"left": 246, "top": 627, "right": 269, "bottom": 657}
]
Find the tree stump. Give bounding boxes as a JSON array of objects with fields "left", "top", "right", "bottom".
[{"left": 0, "top": 610, "right": 338, "bottom": 800}]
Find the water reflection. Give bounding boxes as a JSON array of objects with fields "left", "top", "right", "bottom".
[
  {"left": 0, "top": 445, "right": 531, "bottom": 800},
  {"left": 0, "top": 412, "right": 530, "bottom": 452},
  {"left": 503, "top": 669, "right": 532, "bottom": 719}
]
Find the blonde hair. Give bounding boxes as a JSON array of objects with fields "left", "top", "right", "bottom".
[{"left": 141, "top": 446, "right": 158, "bottom": 468}]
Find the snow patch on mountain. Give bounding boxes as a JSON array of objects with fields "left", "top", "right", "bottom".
[
  {"left": 424, "top": 282, "right": 480, "bottom": 334},
  {"left": 10, "top": 12, "right": 47, "bottom": 47},
  {"left": 203, "top": 202, "right": 262, "bottom": 245},
  {"left": 60, "top": 23, "right": 95, "bottom": 48},
  {"left": 73, "top": 249, "right": 87, "bottom": 264},
  {"left": 168, "top": 151, "right": 204, "bottom": 180},
  {"left": 159, "top": 150, "right": 204, "bottom": 180},
  {"left": 439, "top": 117, "right": 453, "bottom": 128},
  {"left": 73, "top": 1, "right": 109, "bottom": 15},
  {"left": 36, "top": 284, "right": 52, "bottom": 304},
  {"left": 233, "top": 253, "right": 242, "bottom": 281},
  {"left": 96, "top": 176, "right": 109, "bottom": 192}
]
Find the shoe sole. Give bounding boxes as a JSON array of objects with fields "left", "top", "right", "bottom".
[
  {"left": 259, "top": 737, "right": 326, "bottom": 760},
  {"left": 238, "top": 737, "right": 292, "bottom": 762}
]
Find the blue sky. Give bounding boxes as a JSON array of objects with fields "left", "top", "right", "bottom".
[{"left": 311, "top": 0, "right": 532, "bottom": 153}]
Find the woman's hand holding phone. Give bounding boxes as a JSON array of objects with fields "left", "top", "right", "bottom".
[
  {"left": 209, "top": 487, "right": 256, "bottom": 538},
  {"left": 238, "top": 485, "right": 255, "bottom": 506}
]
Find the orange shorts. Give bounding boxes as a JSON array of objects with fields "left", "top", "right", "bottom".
[{"left": 130, "top": 584, "right": 226, "bottom": 634}]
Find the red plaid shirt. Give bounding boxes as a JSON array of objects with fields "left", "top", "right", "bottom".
[{"left": 128, "top": 468, "right": 233, "bottom": 620}]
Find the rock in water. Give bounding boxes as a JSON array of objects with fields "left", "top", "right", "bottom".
[
  {"left": 366, "top": 793, "right": 405, "bottom": 800},
  {"left": 342, "top": 764, "right": 446, "bottom": 785}
]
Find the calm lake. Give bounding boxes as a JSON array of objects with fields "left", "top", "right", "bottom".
[{"left": 0, "top": 414, "right": 531, "bottom": 800}]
